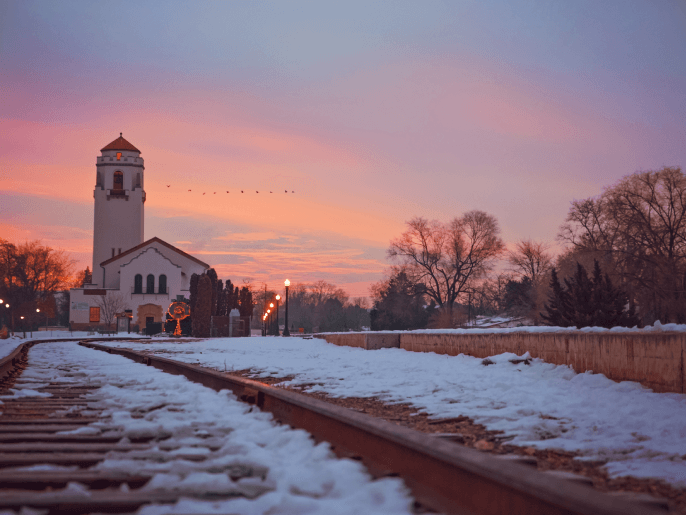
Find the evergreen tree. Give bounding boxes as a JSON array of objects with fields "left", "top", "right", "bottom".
[
  {"left": 192, "top": 274, "right": 212, "bottom": 337},
  {"left": 189, "top": 273, "right": 199, "bottom": 321},
  {"left": 565, "top": 263, "right": 594, "bottom": 327},
  {"left": 238, "top": 287, "right": 253, "bottom": 318},
  {"left": 541, "top": 268, "right": 573, "bottom": 327},
  {"left": 502, "top": 277, "right": 534, "bottom": 316},
  {"left": 370, "top": 270, "right": 429, "bottom": 330},
  {"left": 542, "top": 260, "right": 639, "bottom": 328},
  {"left": 206, "top": 268, "right": 218, "bottom": 316}
]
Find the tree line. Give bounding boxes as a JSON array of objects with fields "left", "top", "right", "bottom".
[
  {"left": 252, "top": 280, "right": 370, "bottom": 334},
  {"left": 3, "top": 166, "right": 683, "bottom": 334},
  {"left": 372, "top": 166, "right": 685, "bottom": 329},
  {"left": 0, "top": 239, "right": 75, "bottom": 332}
]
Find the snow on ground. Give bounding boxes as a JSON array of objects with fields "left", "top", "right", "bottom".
[
  {"left": 328, "top": 320, "right": 686, "bottom": 335},
  {"left": 6, "top": 341, "right": 412, "bottom": 515},
  {"left": 100, "top": 336, "right": 686, "bottom": 488},
  {"left": 0, "top": 335, "right": 25, "bottom": 360},
  {"left": 0, "top": 330, "right": 142, "bottom": 360}
]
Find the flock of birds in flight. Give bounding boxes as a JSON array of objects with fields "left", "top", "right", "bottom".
[{"left": 166, "top": 185, "right": 295, "bottom": 195}]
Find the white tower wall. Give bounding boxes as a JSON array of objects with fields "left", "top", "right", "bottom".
[{"left": 91, "top": 142, "right": 146, "bottom": 286}]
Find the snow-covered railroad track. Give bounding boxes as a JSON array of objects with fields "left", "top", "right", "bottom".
[
  {"left": 0, "top": 339, "right": 671, "bottom": 514},
  {"left": 0, "top": 341, "right": 411, "bottom": 514},
  {"left": 73, "top": 341, "right": 669, "bottom": 515}
]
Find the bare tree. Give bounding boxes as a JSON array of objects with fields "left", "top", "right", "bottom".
[
  {"left": 507, "top": 239, "right": 553, "bottom": 285},
  {"left": 309, "top": 280, "right": 348, "bottom": 306},
  {"left": 388, "top": 211, "right": 504, "bottom": 317},
  {"left": 475, "top": 272, "right": 513, "bottom": 314},
  {"left": 0, "top": 239, "right": 77, "bottom": 333},
  {"left": 95, "top": 292, "right": 129, "bottom": 331},
  {"left": 559, "top": 167, "right": 686, "bottom": 323}
]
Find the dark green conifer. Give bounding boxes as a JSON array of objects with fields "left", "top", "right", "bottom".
[{"left": 542, "top": 260, "right": 639, "bottom": 328}]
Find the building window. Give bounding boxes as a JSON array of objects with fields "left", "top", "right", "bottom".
[
  {"left": 113, "top": 171, "right": 124, "bottom": 190},
  {"left": 112, "top": 248, "right": 115, "bottom": 258},
  {"left": 116, "top": 152, "right": 122, "bottom": 161},
  {"left": 118, "top": 248, "right": 121, "bottom": 254},
  {"left": 159, "top": 274, "right": 167, "bottom": 294},
  {"left": 89, "top": 306, "right": 100, "bottom": 323},
  {"left": 134, "top": 274, "right": 143, "bottom": 294},
  {"left": 146, "top": 274, "right": 155, "bottom": 294}
]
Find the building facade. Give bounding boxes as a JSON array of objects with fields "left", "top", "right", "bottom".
[{"left": 70, "top": 135, "right": 209, "bottom": 331}]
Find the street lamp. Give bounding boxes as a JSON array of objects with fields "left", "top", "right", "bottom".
[
  {"left": 283, "top": 279, "right": 290, "bottom": 336},
  {"left": 20, "top": 315, "right": 25, "bottom": 338},
  {"left": 37, "top": 307, "right": 48, "bottom": 329},
  {"left": 269, "top": 303, "right": 274, "bottom": 335},
  {"left": 0, "top": 300, "right": 5, "bottom": 330},
  {"left": 275, "top": 295, "right": 280, "bottom": 337}
]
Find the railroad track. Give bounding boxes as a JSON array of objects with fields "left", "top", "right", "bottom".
[{"left": 0, "top": 339, "right": 670, "bottom": 514}]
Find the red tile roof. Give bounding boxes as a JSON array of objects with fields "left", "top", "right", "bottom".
[
  {"left": 100, "top": 237, "right": 210, "bottom": 268},
  {"left": 101, "top": 133, "right": 141, "bottom": 153}
]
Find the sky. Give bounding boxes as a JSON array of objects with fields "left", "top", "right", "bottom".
[{"left": 1, "top": 0, "right": 685, "bottom": 299}]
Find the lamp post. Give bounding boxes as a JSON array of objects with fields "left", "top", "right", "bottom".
[
  {"left": 283, "top": 279, "right": 290, "bottom": 336},
  {"left": 20, "top": 315, "right": 25, "bottom": 339},
  {"left": 0, "top": 299, "right": 6, "bottom": 331},
  {"left": 275, "top": 295, "right": 280, "bottom": 336},
  {"left": 34, "top": 308, "right": 40, "bottom": 338},
  {"left": 37, "top": 307, "right": 48, "bottom": 328},
  {"left": 1, "top": 301, "right": 12, "bottom": 336},
  {"left": 269, "top": 303, "right": 274, "bottom": 335}
]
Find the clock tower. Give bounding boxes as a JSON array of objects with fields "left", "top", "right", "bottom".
[{"left": 92, "top": 133, "right": 146, "bottom": 286}]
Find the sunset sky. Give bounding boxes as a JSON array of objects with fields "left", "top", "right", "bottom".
[{"left": 1, "top": 1, "right": 685, "bottom": 298}]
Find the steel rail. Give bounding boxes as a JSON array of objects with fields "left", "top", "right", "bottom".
[
  {"left": 0, "top": 336, "right": 152, "bottom": 383},
  {"left": 79, "top": 340, "right": 667, "bottom": 515}
]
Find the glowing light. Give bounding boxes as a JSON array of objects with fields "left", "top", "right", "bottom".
[
  {"left": 167, "top": 301, "right": 191, "bottom": 337},
  {"left": 275, "top": 295, "right": 280, "bottom": 300},
  {"left": 284, "top": 279, "right": 290, "bottom": 287}
]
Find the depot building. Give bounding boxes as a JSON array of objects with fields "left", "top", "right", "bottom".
[{"left": 69, "top": 134, "right": 209, "bottom": 331}]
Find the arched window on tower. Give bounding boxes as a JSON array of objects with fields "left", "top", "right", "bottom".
[
  {"left": 159, "top": 274, "right": 167, "bottom": 294},
  {"left": 146, "top": 274, "right": 155, "bottom": 294},
  {"left": 113, "top": 171, "right": 124, "bottom": 191},
  {"left": 134, "top": 274, "right": 143, "bottom": 294}
]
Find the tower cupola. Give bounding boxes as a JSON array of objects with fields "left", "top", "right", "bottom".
[{"left": 91, "top": 133, "right": 146, "bottom": 285}]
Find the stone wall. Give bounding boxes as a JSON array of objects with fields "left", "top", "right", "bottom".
[
  {"left": 318, "top": 332, "right": 401, "bottom": 350},
  {"left": 316, "top": 331, "right": 685, "bottom": 394}
]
